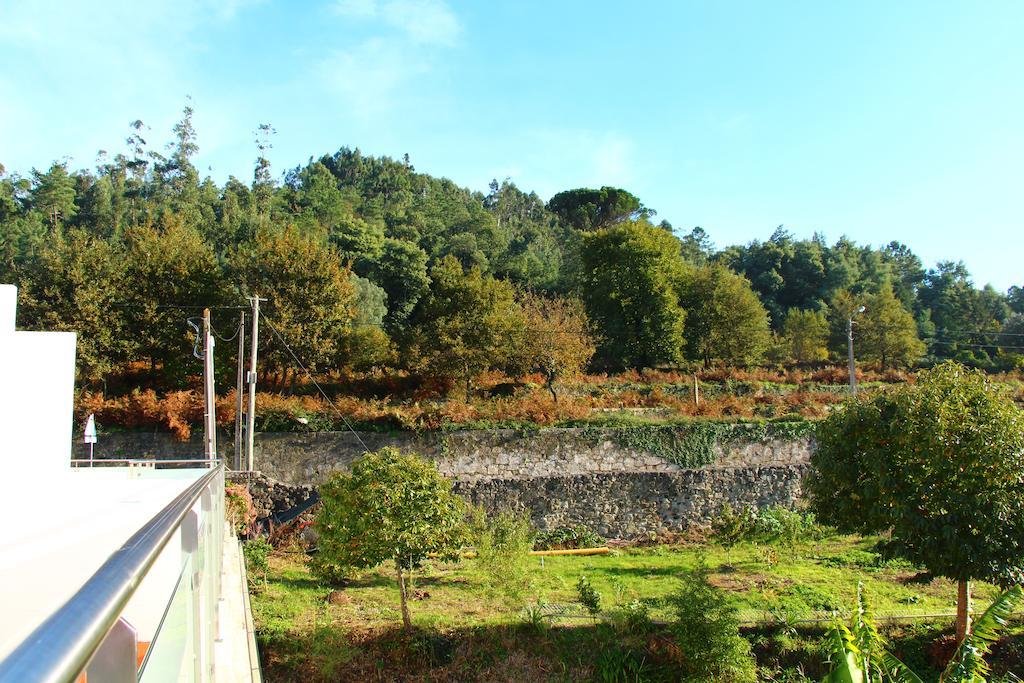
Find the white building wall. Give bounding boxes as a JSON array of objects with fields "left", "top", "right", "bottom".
[{"left": 0, "top": 284, "right": 77, "bottom": 478}]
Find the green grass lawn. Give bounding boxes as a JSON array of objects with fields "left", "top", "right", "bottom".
[{"left": 249, "top": 536, "right": 1019, "bottom": 682}]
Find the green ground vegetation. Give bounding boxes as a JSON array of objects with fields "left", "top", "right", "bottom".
[{"left": 249, "top": 533, "right": 1022, "bottom": 682}]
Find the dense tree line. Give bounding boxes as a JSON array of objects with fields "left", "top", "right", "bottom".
[{"left": 1, "top": 106, "right": 1020, "bottom": 393}]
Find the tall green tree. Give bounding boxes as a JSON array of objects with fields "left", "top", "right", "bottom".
[
  {"left": 18, "top": 229, "right": 128, "bottom": 384},
  {"left": 408, "top": 256, "right": 524, "bottom": 398},
  {"left": 572, "top": 220, "right": 687, "bottom": 369},
  {"left": 679, "top": 264, "right": 771, "bottom": 366},
  {"left": 232, "top": 225, "right": 356, "bottom": 389},
  {"left": 807, "top": 363, "right": 1024, "bottom": 642},
  {"left": 31, "top": 162, "right": 78, "bottom": 228},
  {"left": 368, "top": 238, "right": 429, "bottom": 333},
  {"left": 857, "top": 282, "right": 926, "bottom": 369},
  {"left": 782, "top": 308, "right": 829, "bottom": 363},
  {"left": 121, "top": 217, "right": 227, "bottom": 385},
  {"left": 547, "top": 186, "right": 652, "bottom": 231}
]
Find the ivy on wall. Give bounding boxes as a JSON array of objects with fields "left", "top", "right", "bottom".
[{"left": 587, "top": 421, "right": 815, "bottom": 469}]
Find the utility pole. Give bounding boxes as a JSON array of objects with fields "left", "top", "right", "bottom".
[
  {"left": 234, "top": 311, "right": 245, "bottom": 471},
  {"left": 202, "top": 308, "right": 217, "bottom": 464},
  {"left": 848, "top": 305, "right": 866, "bottom": 394},
  {"left": 245, "top": 296, "right": 265, "bottom": 471}
]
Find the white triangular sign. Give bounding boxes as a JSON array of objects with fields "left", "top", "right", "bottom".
[{"left": 84, "top": 414, "right": 97, "bottom": 444}]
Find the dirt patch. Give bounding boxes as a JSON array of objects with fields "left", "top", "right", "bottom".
[{"left": 327, "top": 590, "right": 352, "bottom": 605}]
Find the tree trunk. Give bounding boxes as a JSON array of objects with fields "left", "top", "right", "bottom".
[
  {"left": 956, "top": 579, "right": 972, "bottom": 643},
  {"left": 396, "top": 559, "right": 412, "bottom": 631},
  {"left": 547, "top": 374, "right": 558, "bottom": 403}
]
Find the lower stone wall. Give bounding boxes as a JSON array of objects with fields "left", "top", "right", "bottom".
[{"left": 455, "top": 466, "right": 809, "bottom": 538}]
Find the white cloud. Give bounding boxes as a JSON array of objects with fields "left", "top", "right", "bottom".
[
  {"left": 334, "top": 0, "right": 460, "bottom": 46},
  {"left": 334, "top": 0, "right": 378, "bottom": 17},
  {"left": 320, "top": 0, "right": 460, "bottom": 118},
  {"left": 318, "top": 38, "right": 431, "bottom": 119}
]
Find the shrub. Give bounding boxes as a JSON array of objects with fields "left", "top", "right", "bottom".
[
  {"left": 576, "top": 575, "right": 602, "bottom": 615},
  {"left": 533, "top": 524, "right": 605, "bottom": 551},
  {"left": 225, "top": 483, "right": 257, "bottom": 536},
  {"left": 666, "top": 559, "right": 758, "bottom": 682},
  {"left": 712, "top": 504, "right": 827, "bottom": 548},
  {"left": 243, "top": 537, "right": 271, "bottom": 588},
  {"left": 309, "top": 448, "right": 468, "bottom": 630},
  {"left": 608, "top": 599, "right": 652, "bottom": 635},
  {"left": 470, "top": 507, "right": 535, "bottom": 599}
]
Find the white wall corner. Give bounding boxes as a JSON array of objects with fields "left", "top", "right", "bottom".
[{"left": 0, "top": 284, "right": 16, "bottom": 332}]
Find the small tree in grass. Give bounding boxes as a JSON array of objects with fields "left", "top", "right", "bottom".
[
  {"left": 807, "top": 362, "right": 1024, "bottom": 643},
  {"left": 310, "top": 448, "right": 468, "bottom": 630}
]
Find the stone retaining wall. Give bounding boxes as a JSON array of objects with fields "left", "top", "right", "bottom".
[{"left": 75, "top": 427, "right": 813, "bottom": 538}]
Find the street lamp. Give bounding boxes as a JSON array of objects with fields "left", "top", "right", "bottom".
[{"left": 848, "top": 305, "right": 866, "bottom": 394}]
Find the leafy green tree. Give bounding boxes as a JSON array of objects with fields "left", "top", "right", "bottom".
[
  {"left": 782, "top": 308, "right": 829, "bottom": 363},
  {"left": 918, "top": 261, "right": 1011, "bottom": 361},
  {"left": 679, "top": 226, "right": 714, "bottom": 264},
  {"left": 408, "top": 256, "right": 523, "bottom": 398},
  {"left": 572, "top": 220, "right": 687, "bottom": 369},
  {"left": 232, "top": 225, "right": 356, "bottom": 389},
  {"left": 680, "top": 264, "right": 771, "bottom": 366},
  {"left": 857, "top": 282, "right": 925, "bottom": 369},
  {"left": 31, "top": 162, "right": 78, "bottom": 228},
  {"left": 547, "top": 186, "right": 652, "bottom": 231},
  {"left": 74, "top": 174, "right": 117, "bottom": 239},
  {"left": 807, "top": 363, "right": 1024, "bottom": 642},
  {"left": 336, "top": 274, "right": 392, "bottom": 371},
  {"left": 121, "top": 217, "right": 227, "bottom": 384},
  {"left": 371, "top": 238, "right": 430, "bottom": 333},
  {"left": 483, "top": 179, "right": 562, "bottom": 289},
  {"left": 18, "top": 229, "right": 128, "bottom": 384},
  {"left": 310, "top": 448, "right": 467, "bottom": 630},
  {"left": 1008, "top": 285, "right": 1024, "bottom": 315},
  {"left": 881, "top": 240, "right": 925, "bottom": 309},
  {"left": 999, "top": 314, "right": 1024, "bottom": 352},
  {"left": 510, "top": 292, "right": 595, "bottom": 401}
]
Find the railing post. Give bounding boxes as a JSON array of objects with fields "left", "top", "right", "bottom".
[{"left": 84, "top": 617, "right": 137, "bottom": 683}]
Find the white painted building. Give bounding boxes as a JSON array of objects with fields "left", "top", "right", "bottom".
[{"left": 0, "top": 285, "right": 259, "bottom": 682}]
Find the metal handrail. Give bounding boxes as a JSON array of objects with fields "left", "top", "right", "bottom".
[
  {"left": 0, "top": 465, "right": 224, "bottom": 683},
  {"left": 69, "top": 458, "right": 221, "bottom": 466}
]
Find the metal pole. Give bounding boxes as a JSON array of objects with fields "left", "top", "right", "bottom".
[
  {"left": 245, "top": 296, "right": 262, "bottom": 472},
  {"left": 847, "top": 316, "right": 857, "bottom": 394},
  {"left": 203, "top": 308, "right": 217, "bottom": 463},
  {"left": 234, "top": 311, "right": 245, "bottom": 472}
]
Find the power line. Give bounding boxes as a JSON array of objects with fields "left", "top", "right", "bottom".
[
  {"left": 936, "top": 328, "right": 1024, "bottom": 337},
  {"left": 925, "top": 338, "right": 1024, "bottom": 351},
  {"left": 109, "top": 303, "right": 247, "bottom": 310},
  {"left": 260, "top": 313, "right": 371, "bottom": 455},
  {"left": 210, "top": 319, "right": 241, "bottom": 343}
]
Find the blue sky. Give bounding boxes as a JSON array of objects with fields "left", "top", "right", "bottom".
[{"left": 1, "top": 0, "right": 1021, "bottom": 290}]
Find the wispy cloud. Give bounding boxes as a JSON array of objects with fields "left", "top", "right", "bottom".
[
  {"left": 320, "top": 0, "right": 460, "bottom": 118},
  {"left": 334, "top": 0, "right": 461, "bottom": 46},
  {"left": 317, "top": 38, "right": 432, "bottom": 118}
]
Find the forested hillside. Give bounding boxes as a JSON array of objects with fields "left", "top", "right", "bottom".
[{"left": 2, "top": 105, "right": 1022, "bottom": 394}]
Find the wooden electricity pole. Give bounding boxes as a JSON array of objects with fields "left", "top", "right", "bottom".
[
  {"left": 245, "top": 296, "right": 264, "bottom": 471},
  {"left": 234, "top": 311, "right": 246, "bottom": 471},
  {"left": 202, "top": 308, "right": 217, "bottom": 464}
]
